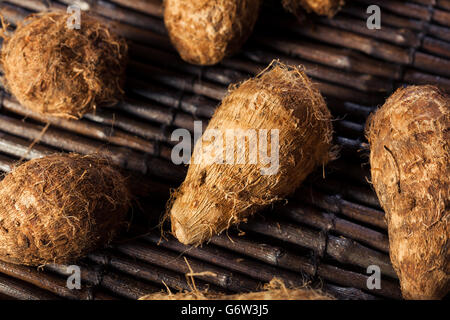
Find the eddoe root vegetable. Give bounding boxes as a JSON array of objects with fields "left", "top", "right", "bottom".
[
  {"left": 1, "top": 11, "right": 127, "bottom": 119},
  {"left": 140, "top": 279, "right": 334, "bottom": 300},
  {"left": 168, "top": 62, "right": 335, "bottom": 246},
  {"left": 282, "top": 0, "right": 345, "bottom": 17},
  {"left": 163, "top": 0, "right": 261, "bottom": 65},
  {"left": 0, "top": 154, "right": 130, "bottom": 266},
  {"left": 366, "top": 85, "right": 449, "bottom": 300}
]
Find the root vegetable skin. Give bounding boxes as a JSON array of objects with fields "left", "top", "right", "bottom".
[
  {"left": 169, "top": 62, "right": 335, "bottom": 246},
  {"left": 0, "top": 154, "right": 131, "bottom": 266},
  {"left": 282, "top": 0, "right": 345, "bottom": 17},
  {"left": 163, "top": 0, "right": 261, "bottom": 65},
  {"left": 1, "top": 12, "right": 128, "bottom": 119},
  {"left": 366, "top": 86, "right": 450, "bottom": 300}
]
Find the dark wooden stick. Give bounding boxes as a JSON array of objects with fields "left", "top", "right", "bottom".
[
  {"left": 0, "top": 292, "right": 15, "bottom": 300},
  {"left": 115, "top": 241, "right": 262, "bottom": 292},
  {"left": 0, "top": 153, "right": 14, "bottom": 172},
  {"left": 324, "top": 284, "right": 378, "bottom": 300},
  {"left": 44, "top": 263, "right": 103, "bottom": 287},
  {"left": 414, "top": 51, "right": 450, "bottom": 77},
  {"left": 342, "top": 3, "right": 425, "bottom": 31},
  {"left": 241, "top": 218, "right": 397, "bottom": 278},
  {"left": 252, "top": 31, "right": 450, "bottom": 89},
  {"left": 0, "top": 114, "right": 145, "bottom": 171},
  {"left": 242, "top": 46, "right": 392, "bottom": 93},
  {"left": 83, "top": 109, "right": 167, "bottom": 143},
  {"left": 128, "top": 61, "right": 227, "bottom": 101},
  {"left": 341, "top": 102, "right": 374, "bottom": 119},
  {"left": 296, "top": 187, "right": 387, "bottom": 229},
  {"left": 88, "top": 251, "right": 221, "bottom": 293},
  {"left": 437, "top": 0, "right": 450, "bottom": 10},
  {"left": 334, "top": 120, "right": 365, "bottom": 137},
  {"left": 354, "top": 0, "right": 432, "bottom": 20},
  {"left": 325, "top": 158, "right": 371, "bottom": 184},
  {"left": 209, "top": 233, "right": 401, "bottom": 299},
  {"left": 277, "top": 202, "right": 389, "bottom": 252},
  {"left": 316, "top": 263, "right": 401, "bottom": 299},
  {"left": 46, "top": 263, "right": 155, "bottom": 300},
  {"left": 410, "top": 0, "right": 436, "bottom": 5},
  {"left": 433, "top": 8, "right": 450, "bottom": 27},
  {"left": 210, "top": 233, "right": 316, "bottom": 275},
  {"left": 127, "top": 78, "right": 216, "bottom": 119},
  {"left": 312, "top": 176, "right": 381, "bottom": 208},
  {"left": 116, "top": 98, "right": 173, "bottom": 126},
  {"left": 0, "top": 273, "right": 60, "bottom": 300},
  {"left": 262, "top": 13, "right": 450, "bottom": 79},
  {"left": 59, "top": 0, "right": 161, "bottom": 31},
  {"left": 108, "top": 0, "right": 163, "bottom": 18},
  {"left": 428, "top": 24, "right": 450, "bottom": 42},
  {"left": 1, "top": 94, "right": 156, "bottom": 154},
  {"left": 130, "top": 50, "right": 384, "bottom": 106},
  {"left": 0, "top": 131, "right": 56, "bottom": 160},
  {"left": 143, "top": 232, "right": 383, "bottom": 300},
  {"left": 422, "top": 36, "right": 450, "bottom": 59},
  {"left": 0, "top": 113, "right": 187, "bottom": 181},
  {"left": 130, "top": 43, "right": 248, "bottom": 86},
  {"left": 143, "top": 232, "right": 311, "bottom": 288},
  {"left": 402, "top": 69, "right": 450, "bottom": 92},
  {"left": 0, "top": 2, "right": 31, "bottom": 25},
  {"left": 100, "top": 272, "right": 157, "bottom": 300},
  {"left": 318, "top": 15, "right": 420, "bottom": 47},
  {"left": 267, "top": 19, "right": 411, "bottom": 64},
  {"left": 4, "top": 0, "right": 48, "bottom": 13},
  {"left": 316, "top": 82, "right": 382, "bottom": 106},
  {"left": 0, "top": 260, "right": 108, "bottom": 300}
]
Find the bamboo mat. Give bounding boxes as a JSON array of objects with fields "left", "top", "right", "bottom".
[{"left": 0, "top": 0, "right": 448, "bottom": 300}]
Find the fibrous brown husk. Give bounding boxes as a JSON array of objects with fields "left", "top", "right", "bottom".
[
  {"left": 163, "top": 0, "right": 261, "bottom": 66},
  {"left": 282, "top": 0, "right": 345, "bottom": 18},
  {"left": 168, "top": 61, "right": 335, "bottom": 245},
  {"left": 139, "top": 278, "right": 334, "bottom": 300},
  {"left": 1, "top": 11, "right": 128, "bottom": 119},
  {"left": 0, "top": 153, "right": 131, "bottom": 266},
  {"left": 366, "top": 85, "right": 449, "bottom": 300}
]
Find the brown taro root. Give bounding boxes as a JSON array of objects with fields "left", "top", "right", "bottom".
[
  {"left": 366, "top": 85, "right": 449, "bottom": 300},
  {"left": 140, "top": 279, "right": 335, "bottom": 300},
  {"left": 0, "top": 11, "right": 128, "bottom": 119},
  {"left": 168, "top": 62, "right": 335, "bottom": 246},
  {"left": 0, "top": 154, "right": 131, "bottom": 266},
  {"left": 163, "top": 0, "right": 261, "bottom": 65},
  {"left": 282, "top": 0, "right": 345, "bottom": 18}
]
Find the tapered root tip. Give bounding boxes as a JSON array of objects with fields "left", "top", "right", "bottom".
[{"left": 173, "top": 220, "right": 190, "bottom": 245}]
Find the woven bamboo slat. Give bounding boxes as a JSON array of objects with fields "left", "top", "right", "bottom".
[{"left": 0, "top": 0, "right": 448, "bottom": 300}]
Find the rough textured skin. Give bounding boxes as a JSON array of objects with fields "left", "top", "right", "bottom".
[
  {"left": 168, "top": 62, "right": 335, "bottom": 245},
  {"left": 0, "top": 154, "right": 131, "bottom": 266},
  {"left": 282, "top": 0, "right": 345, "bottom": 17},
  {"left": 163, "top": 0, "right": 261, "bottom": 65},
  {"left": 366, "top": 86, "right": 449, "bottom": 300},
  {"left": 140, "top": 279, "right": 334, "bottom": 300},
  {"left": 1, "top": 11, "right": 128, "bottom": 119}
]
